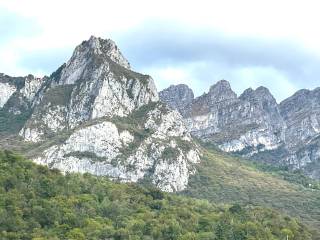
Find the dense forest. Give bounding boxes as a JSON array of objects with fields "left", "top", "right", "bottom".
[{"left": 0, "top": 150, "right": 312, "bottom": 239}]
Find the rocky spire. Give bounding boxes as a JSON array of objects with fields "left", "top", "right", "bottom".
[
  {"left": 159, "top": 84, "right": 194, "bottom": 112},
  {"left": 240, "top": 86, "right": 277, "bottom": 106},
  {"left": 58, "top": 36, "right": 131, "bottom": 85},
  {"left": 82, "top": 36, "right": 131, "bottom": 69},
  {"left": 208, "top": 80, "right": 237, "bottom": 102},
  {"left": 87, "top": 36, "right": 131, "bottom": 69}
]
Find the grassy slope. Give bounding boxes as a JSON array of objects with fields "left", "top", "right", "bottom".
[{"left": 183, "top": 143, "right": 320, "bottom": 238}]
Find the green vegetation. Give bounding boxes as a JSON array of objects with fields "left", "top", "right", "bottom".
[
  {"left": 247, "top": 158, "right": 320, "bottom": 190},
  {"left": 0, "top": 75, "right": 25, "bottom": 90},
  {"left": 0, "top": 93, "right": 32, "bottom": 134},
  {"left": 41, "top": 85, "right": 74, "bottom": 106},
  {"left": 0, "top": 150, "right": 312, "bottom": 239},
  {"left": 108, "top": 57, "right": 150, "bottom": 86},
  {"left": 64, "top": 151, "right": 107, "bottom": 162},
  {"left": 183, "top": 142, "right": 320, "bottom": 239},
  {"left": 0, "top": 108, "right": 31, "bottom": 134},
  {"left": 50, "top": 64, "right": 66, "bottom": 82},
  {"left": 161, "top": 147, "right": 180, "bottom": 161}
]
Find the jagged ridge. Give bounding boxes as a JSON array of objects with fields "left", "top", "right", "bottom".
[{"left": 160, "top": 80, "right": 320, "bottom": 179}]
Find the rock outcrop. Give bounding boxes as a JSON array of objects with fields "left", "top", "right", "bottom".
[
  {"left": 160, "top": 81, "right": 320, "bottom": 178},
  {"left": 166, "top": 81, "right": 285, "bottom": 153},
  {"left": 159, "top": 84, "right": 194, "bottom": 114},
  {"left": 0, "top": 36, "right": 200, "bottom": 192}
]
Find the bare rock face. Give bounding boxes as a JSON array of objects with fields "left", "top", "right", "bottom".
[
  {"left": 171, "top": 81, "right": 285, "bottom": 154},
  {"left": 278, "top": 88, "right": 320, "bottom": 175},
  {"left": 0, "top": 81, "right": 16, "bottom": 108},
  {"left": 160, "top": 81, "right": 320, "bottom": 179},
  {"left": 0, "top": 36, "right": 201, "bottom": 192},
  {"left": 159, "top": 84, "right": 194, "bottom": 113},
  {"left": 35, "top": 102, "right": 200, "bottom": 192},
  {"left": 0, "top": 74, "right": 46, "bottom": 134},
  {"left": 19, "top": 36, "right": 159, "bottom": 142}
]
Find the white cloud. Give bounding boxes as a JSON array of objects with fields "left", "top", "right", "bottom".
[
  {"left": 229, "top": 66, "right": 298, "bottom": 102},
  {"left": 2, "top": 0, "right": 320, "bottom": 51},
  {"left": 1, "top": 0, "right": 320, "bottom": 100},
  {"left": 142, "top": 61, "right": 211, "bottom": 95}
]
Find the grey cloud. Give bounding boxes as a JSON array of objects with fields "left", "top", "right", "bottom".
[
  {"left": 17, "top": 48, "right": 72, "bottom": 75},
  {"left": 115, "top": 22, "right": 317, "bottom": 71},
  {"left": 9, "top": 19, "right": 320, "bottom": 101},
  {"left": 113, "top": 21, "right": 320, "bottom": 100}
]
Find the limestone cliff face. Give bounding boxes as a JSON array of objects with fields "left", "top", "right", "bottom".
[
  {"left": 19, "top": 36, "right": 159, "bottom": 142},
  {"left": 172, "top": 81, "right": 285, "bottom": 153},
  {"left": 159, "top": 84, "right": 194, "bottom": 114},
  {"left": 278, "top": 88, "right": 320, "bottom": 175},
  {"left": 0, "top": 74, "right": 45, "bottom": 134},
  {"left": 160, "top": 82, "right": 320, "bottom": 178},
  {"left": 34, "top": 102, "right": 200, "bottom": 192},
  {"left": 0, "top": 74, "right": 44, "bottom": 110},
  {"left": 0, "top": 36, "right": 200, "bottom": 192}
]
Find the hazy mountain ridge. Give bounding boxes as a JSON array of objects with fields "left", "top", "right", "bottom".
[{"left": 160, "top": 81, "right": 320, "bottom": 178}]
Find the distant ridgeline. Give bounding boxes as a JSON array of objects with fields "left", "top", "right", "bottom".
[{"left": 160, "top": 82, "right": 320, "bottom": 179}]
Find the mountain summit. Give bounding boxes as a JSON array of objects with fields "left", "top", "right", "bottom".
[
  {"left": 20, "top": 36, "right": 159, "bottom": 142},
  {"left": 0, "top": 36, "right": 200, "bottom": 192}
]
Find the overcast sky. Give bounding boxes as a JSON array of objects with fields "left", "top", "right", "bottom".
[{"left": 1, "top": 0, "right": 320, "bottom": 102}]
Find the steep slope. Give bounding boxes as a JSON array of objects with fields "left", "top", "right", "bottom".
[
  {"left": 279, "top": 88, "right": 320, "bottom": 176},
  {"left": 159, "top": 84, "right": 194, "bottom": 114},
  {"left": 160, "top": 82, "right": 320, "bottom": 179},
  {"left": 0, "top": 150, "right": 312, "bottom": 240},
  {"left": 0, "top": 74, "right": 44, "bottom": 134},
  {"left": 0, "top": 36, "right": 200, "bottom": 192},
  {"left": 182, "top": 142, "right": 320, "bottom": 238}
]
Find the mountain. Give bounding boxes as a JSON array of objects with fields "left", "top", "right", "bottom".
[
  {"left": 0, "top": 36, "right": 200, "bottom": 192},
  {"left": 160, "top": 81, "right": 320, "bottom": 179},
  {"left": 1, "top": 36, "right": 320, "bottom": 239}
]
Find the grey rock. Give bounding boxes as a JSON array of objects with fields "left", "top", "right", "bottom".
[
  {"left": 159, "top": 84, "right": 194, "bottom": 113},
  {"left": 19, "top": 36, "right": 159, "bottom": 142},
  {"left": 0, "top": 36, "right": 201, "bottom": 192},
  {"left": 160, "top": 81, "right": 320, "bottom": 179}
]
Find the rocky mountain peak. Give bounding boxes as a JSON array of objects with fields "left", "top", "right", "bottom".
[
  {"left": 0, "top": 37, "right": 201, "bottom": 192},
  {"left": 208, "top": 80, "right": 237, "bottom": 102},
  {"left": 161, "top": 79, "right": 320, "bottom": 179},
  {"left": 255, "top": 86, "right": 270, "bottom": 94},
  {"left": 239, "top": 87, "right": 255, "bottom": 100},
  {"left": 240, "top": 86, "right": 277, "bottom": 105},
  {"left": 85, "top": 35, "right": 131, "bottom": 69},
  {"left": 159, "top": 84, "right": 194, "bottom": 113},
  {"left": 58, "top": 36, "right": 131, "bottom": 86},
  {"left": 19, "top": 36, "right": 159, "bottom": 142}
]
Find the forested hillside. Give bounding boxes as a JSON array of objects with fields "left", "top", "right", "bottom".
[{"left": 0, "top": 150, "right": 312, "bottom": 240}]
